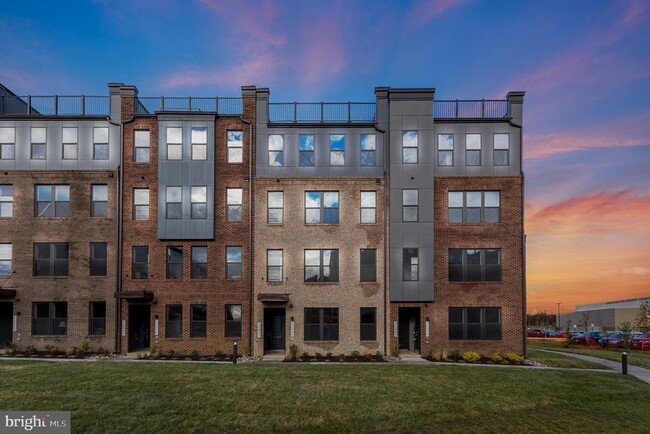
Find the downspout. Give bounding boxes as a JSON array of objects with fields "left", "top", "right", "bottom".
[
  {"left": 375, "top": 123, "right": 388, "bottom": 355},
  {"left": 107, "top": 116, "right": 123, "bottom": 354},
  {"left": 240, "top": 116, "right": 253, "bottom": 356},
  {"left": 510, "top": 117, "right": 526, "bottom": 356}
]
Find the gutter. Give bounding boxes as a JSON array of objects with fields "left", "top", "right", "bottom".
[
  {"left": 240, "top": 114, "right": 253, "bottom": 356},
  {"left": 107, "top": 116, "right": 122, "bottom": 354},
  {"left": 375, "top": 123, "right": 389, "bottom": 355}
]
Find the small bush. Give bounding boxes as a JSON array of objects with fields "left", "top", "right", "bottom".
[
  {"left": 300, "top": 351, "right": 310, "bottom": 360},
  {"left": 325, "top": 352, "right": 333, "bottom": 360},
  {"left": 448, "top": 350, "right": 462, "bottom": 362},
  {"left": 190, "top": 350, "right": 201, "bottom": 360},
  {"left": 214, "top": 350, "right": 226, "bottom": 360},
  {"left": 25, "top": 345, "right": 37, "bottom": 355},
  {"left": 427, "top": 348, "right": 436, "bottom": 359},
  {"left": 74, "top": 346, "right": 85, "bottom": 357},
  {"left": 81, "top": 341, "right": 90, "bottom": 354},
  {"left": 364, "top": 352, "right": 374, "bottom": 361},
  {"left": 315, "top": 352, "right": 323, "bottom": 359},
  {"left": 562, "top": 335, "right": 576, "bottom": 348},
  {"left": 338, "top": 353, "right": 346, "bottom": 362},
  {"left": 375, "top": 351, "right": 384, "bottom": 360},
  {"left": 288, "top": 344, "right": 299, "bottom": 361},
  {"left": 168, "top": 349, "right": 176, "bottom": 360},
  {"left": 462, "top": 351, "right": 481, "bottom": 363},
  {"left": 96, "top": 346, "right": 109, "bottom": 356},
  {"left": 351, "top": 350, "right": 360, "bottom": 360},
  {"left": 441, "top": 349, "right": 448, "bottom": 361},
  {"left": 490, "top": 353, "right": 504, "bottom": 363},
  {"left": 390, "top": 344, "right": 400, "bottom": 358},
  {"left": 505, "top": 353, "right": 524, "bottom": 364}
]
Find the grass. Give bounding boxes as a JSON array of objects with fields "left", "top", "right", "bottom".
[
  {"left": 1, "top": 361, "right": 649, "bottom": 433},
  {"left": 528, "top": 339, "right": 650, "bottom": 370},
  {"left": 526, "top": 349, "right": 606, "bottom": 369}
]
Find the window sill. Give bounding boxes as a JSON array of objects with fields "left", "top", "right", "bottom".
[
  {"left": 32, "top": 276, "right": 69, "bottom": 279},
  {"left": 304, "top": 340, "right": 339, "bottom": 343},
  {"left": 89, "top": 276, "right": 108, "bottom": 279},
  {"left": 87, "top": 334, "right": 106, "bottom": 338},
  {"left": 448, "top": 281, "right": 503, "bottom": 284},
  {"left": 304, "top": 282, "right": 339, "bottom": 285},
  {"left": 265, "top": 281, "right": 284, "bottom": 285},
  {"left": 225, "top": 336, "right": 242, "bottom": 339},
  {"left": 225, "top": 278, "right": 243, "bottom": 282},
  {"left": 304, "top": 224, "right": 340, "bottom": 226},
  {"left": 31, "top": 335, "right": 67, "bottom": 338},
  {"left": 189, "top": 337, "right": 207, "bottom": 340},
  {"left": 448, "top": 339, "right": 503, "bottom": 342},
  {"left": 447, "top": 222, "right": 501, "bottom": 225}
]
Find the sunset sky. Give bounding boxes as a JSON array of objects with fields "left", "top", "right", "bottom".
[{"left": 1, "top": 0, "right": 648, "bottom": 314}]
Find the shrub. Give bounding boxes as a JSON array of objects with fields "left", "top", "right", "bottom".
[
  {"left": 300, "top": 351, "right": 310, "bottom": 361},
  {"left": 505, "top": 353, "right": 524, "bottom": 364},
  {"left": 427, "top": 348, "right": 436, "bottom": 359},
  {"left": 44, "top": 345, "right": 54, "bottom": 355},
  {"left": 338, "top": 353, "right": 346, "bottom": 362},
  {"left": 351, "top": 350, "right": 360, "bottom": 361},
  {"left": 490, "top": 353, "right": 504, "bottom": 363},
  {"left": 168, "top": 349, "right": 176, "bottom": 360},
  {"left": 288, "top": 344, "right": 299, "bottom": 361},
  {"left": 190, "top": 350, "right": 201, "bottom": 360},
  {"left": 390, "top": 344, "right": 400, "bottom": 358},
  {"left": 74, "top": 346, "right": 85, "bottom": 357},
  {"left": 562, "top": 335, "right": 576, "bottom": 348},
  {"left": 96, "top": 346, "right": 109, "bottom": 356},
  {"left": 375, "top": 351, "right": 384, "bottom": 361},
  {"left": 215, "top": 350, "right": 226, "bottom": 360},
  {"left": 325, "top": 352, "right": 333, "bottom": 360},
  {"left": 364, "top": 352, "right": 374, "bottom": 361},
  {"left": 81, "top": 341, "right": 90, "bottom": 354},
  {"left": 441, "top": 349, "right": 448, "bottom": 361},
  {"left": 6, "top": 342, "right": 17, "bottom": 355},
  {"left": 462, "top": 351, "right": 481, "bottom": 363},
  {"left": 25, "top": 345, "right": 37, "bottom": 355},
  {"left": 448, "top": 350, "right": 462, "bottom": 362},
  {"left": 315, "top": 352, "right": 323, "bottom": 359}
]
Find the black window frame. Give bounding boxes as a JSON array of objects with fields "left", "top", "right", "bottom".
[
  {"left": 166, "top": 246, "right": 183, "bottom": 279},
  {"left": 134, "top": 129, "right": 150, "bottom": 163},
  {"left": 304, "top": 249, "right": 339, "bottom": 282},
  {"left": 226, "top": 246, "right": 242, "bottom": 279},
  {"left": 62, "top": 127, "right": 78, "bottom": 160},
  {"left": 226, "top": 188, "right": 243, "bottom": 222},
  {"left": 493, "top": 133, "right": 509, "bottom": 166},
  {"left": 191, "top": 186, "right": 207, "bottom": 219},
  {"left": 35, "top": 184, "right": 70, "bottom": 218},
  {"left": 304, "top": 307, "right": 339, "bottom": 341},
  {"left": 360, "top": 134, "right": 376, "bottom": 166},
  {"left": 225, "top": 304, "right": 242, "bottom": 337},
  {"left": 93, "top": 127, "right": 109, "bottom": 160},
  {"left": 166, "top": 304, "right": 182, "bottom": 338},
  {"left": 305, "top": 191, "right": 339, "bottom": 224},
  {"left": 0, "top": 127, "right": 16, "bottom": 160},
  {"left": 91, "top": 184, "right": 108, "bottom": 218},
  {"left": 90, "top": 242, "right": 107, "bottom": 277},
  {"left": 191, "top": 246, "right": 208, "bottom": 279},
  {"left": 33, "top": 242, "right": 69, "bottom": 277},
  {"left": 360, "top": 249, "right": 376, "bottom": 282},
  {"left": 299, "top": 134, "right": 315, "bottom": 167},
  {"left": 268, "top": 134, "right": 284, "bottom": 167},
  {"left": 360, "top": 191, "right": 376, "bottom": 224},
  {"left": 448, "top": 249, "right": 501, "bottom": 282},
  {"left": 132, "top": 246, "right": 149, "bottom": 279},
  {"left": 403, "top": 248, "right": 419, "bottom": 281},
  {"left": 448, "top": 191, "right": 501, "bottom": 224},
  {"left": 0, "top": 184, "right": 13, "bottom": 218},
  {"left": 166, "top": 186, "right": 182, "bottom": 220},
  {"left": 267, "top": 191, "right": 284, "bottom": 224},
  {"left": 31, "top": 127, "right": 47, "bottom": 160},
  {"left": 449, "top": 307, "right": 501, "bottom": 340},
  {"left": 190, "top": 304, "right": 207, "bottom": 338},
  {"left": 402, "top": 189, "right": 418, "bottom": 222},
  {"left": 402, "top": 130, "right": 418, "bottom": 164},
  {"left": 267, "top": 249, "right": 283, "bottom": 282},
  {"left": 465, "top": 133, "right": 481, "bottom": 166},
  {"left": 360, "top": 307, "right": 377, "bottom": 341},
  {"left": 89, "top": 301, "right": 106, "bottom": 336},
  {"left": 32, "top": 302, "right": 67, "bottom": 336},
  {"left": 133, "top": 188, "right": 150, "bottom": 221},
  {"left": 438, "top": 133, "right": 454, "bottom": 166}
]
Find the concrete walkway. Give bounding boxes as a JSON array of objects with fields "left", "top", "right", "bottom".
[{"left": 538, "top": 350, "right": 650, "bottom": 384}]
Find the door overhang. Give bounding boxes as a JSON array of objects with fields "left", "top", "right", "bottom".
[{"left": 257, "top": 293, "right": 289, "bottom": 304}]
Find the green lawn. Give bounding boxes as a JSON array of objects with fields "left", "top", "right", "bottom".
[
  {"left": 526, "top": 349, "right": 606, "bottom": 369},
  {"left": 1, "top": 361, "right": 649, "bottom": 433},
  {"left": 528, "top": 339, "right": 650, "bottom": 370}
]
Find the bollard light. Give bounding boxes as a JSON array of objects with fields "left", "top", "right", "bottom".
[
  {"left": 233, "top": 341, "right": 238, "bottom": 364},
  {"left": 621, "top": 352, "right": 627, "bottom": 375}
]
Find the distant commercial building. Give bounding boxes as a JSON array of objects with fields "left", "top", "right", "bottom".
[{"left": 563, "top": 297, "right": 650, "bottom": 331}]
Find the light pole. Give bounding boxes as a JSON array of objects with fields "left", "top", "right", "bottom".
[{"left": 557, "top": 303, "right": 561, "bottom": 330}]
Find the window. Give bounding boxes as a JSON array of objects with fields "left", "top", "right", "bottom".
[
  {"left": 166, "top": 246, "right": 183, "bottom": 279},
  {"left": 166, "top": 186, "right": 182, "bottom": 219},
  {"left": 449, "top": 249, "right": 501, "bottom": 282},
  {"left": 89, "top": 302, "right": 106, "bottom": 336},
  {"left": 299, "top": 134, "right": 314, "bottom": 166},
  {"left": 90, "top": 242, "right": 107, "bottom": 276},
  {"left": 0, "top": 185, "right": 12, "bottom": 217},
  {"left": 304, "top": 308, "right": 338, "bottom": 341},
  {"left": 0, "top": 127, "right": 15, "bottom": 160},
  {"left": 93, "top": 127, "right": 109, "bottom": 160},
  {"left": 191, "top": 186, "right": 207, "bottom": 219},
  {"left": 304, "top": 249, "right": 339, "bottom": 282},
  {"left": 329, "top": 134, "right": 345, "bottom": 166},
  {"left": 31, "top": 127, "right": 46, "bottom": 160},
  {"left": 167, "top": 127, "right": 182, "bottom": 160},
  {"left": 267, "top": 249, "right": 283, "bottom": 282},
  {"left": 305, "top": 191, "right": 339, "bottom": 224},
  {"left": 191, "top": 246, "right": 208, "bottom": 279},
  {"left": 191, "top": 127, "right": 207, "bottom": 160},
  {"left": 449, "top": 307, "right": 501, "bottom": 340},
  {"left": 33, "top": 243, "right": 68, "bottom": 277},
  {"left": 62, "top": 127, "right": 78, "bottom": 160},
  {"left": 466, "top": 134, "right": 481, "bottom": 166},
  {"left": 132, "top": 246, "right": 149, "bottom": 279},
  {"left": 166, "top": 305, "right": 182, "bottom": 338},
  {"left": 438, "top": 134, "right": 453, "bottom": 166},
  {"left": 448, "top": 191, "right": 500, "bottom": 223},
  {"left": 227, "top": 131, "right": 243, "bottom": 163},
  {"left": 191, "top": 304, "right": 207, "bottom": 338},
  {"left": 360, "top": 307, "right": 376, "bottom": 341},
  {"left": 402, "top": 131, "right": 418, "bottom": 163},
  {"left": 402, "top": 190, "right": 418, "bottom": 222},
  {"left": 403, "top": 248, "right": 419, "bottom": 281},
  {"left": 360, "top": 249, "right": 376, "bottom": 282},
  {"left": 133, "top": 188, "right": 149, "bottom": 221},
  {"left": 91, "top": 185, "right": 108, "bottom": 217},
  {"left": 268, "top": 134, "right": 284, "bottom": 166},
  {"left": 360, "top": 191, "right": 376, "bottom": 224},
  {"left": 494, "top": 133, "right": 509, "bottom": 166},
  {"left": 226, "top": 188, "right": 243, "bottom": 221},
  {"left": 226, "top": 246, "right": 242, "bottom": 279},
  {"left": 267, "top": 191, "right": 283, "bottom": 224},
  {"left": 360, "top": 134, "right": 376, "bottom": 166},
  {"left": 134, "top": 130, "right": 150, "bottom": 162},
  {"left": 225, "top": 305, "right": 242, "bottom": 337},
  {"left": 0, "top": 244, "right": 11, "bottom": 276},
  {"left": 32, "top": 302, "right": 67, "bottom": 336},
  {"left": 35, "top": 185, "right": 69, "bottom": 217}
]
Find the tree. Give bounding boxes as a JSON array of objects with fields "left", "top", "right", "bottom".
[
  {"left": 617, "top": 321, "right": 634, "bottom": 350},
  {"left": 634, "top": 301, "right": 650, "bottom": 333}
]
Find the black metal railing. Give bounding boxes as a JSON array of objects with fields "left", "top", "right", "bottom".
[
  {"left": 0, "top": 95, "right": 109, "bottom": 116},
  {"left": 133, "top": 97, "right": 243, "bottom": 115},
  {"left": 434, "top": 100, "right": 508, "bottom": 119},
  {"left": 269, "top": 102, "right": 376, "bottom": 123}
]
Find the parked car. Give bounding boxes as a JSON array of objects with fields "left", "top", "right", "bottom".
[
  {"left": 632, "top": 332, "right": 650, "bottom": 351},
  {"left": 527, "top": 329, "right": 546, "bottom": 338},
  {"left": 573, "top": 331, "right": 605, "bottom": 345},
  {"left": 601, "top": 332, "right": 624, "bottom": 348}
]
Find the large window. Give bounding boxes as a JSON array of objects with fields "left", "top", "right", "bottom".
[
  {"left": 465, "top": 134, "right": 481, "bottom": 166},
  {"left": 299, "top": 134, "right": 314, "bottom": 166},
  {"left": 226, "top": 246, "right": 242, "bottom": 279},
  {"left": 304, "top": 308, "right": 338, "bottom": 341},
  {"left": 329, "top": 134, "right": 345, "bottom": 166},
  {"left": 35, "top": 185, "right": 69, "bottom": 217},
  {"left": 360, "top": 249, "right": 376, "bottom": 282},
  {"left": 449, "top": 249, "right": 501, "bottom": 282},
  {"left": 448, "top": 191, "right": 500, "bottom": 224},
  {"left": 403, "top": 248, "right": 419, "bottom": 281},
  {"left": 494, "top": 133, "right": 509, "bottom": 166},
  {"left": 89, "top": 302, "right": 106, "bottom": 336},
  {"left": 402, "top": 131, "right": 418, "bottom": 163},
  {"left": 62, "top": 127, "right": 78, "bottom": 160},
  {"left": 166, "top": 305, "right": 182, "bottom": 338},
  {"left": 133, "top": 188, "right": 149, "bottom": 221},
  {"left": 360, "top": 134, "right": 376, "bottom": 166},
  {"left": 402, "top": 190, "right": 418, "bottom": 222},
  {"left": 0, "top": 244, "right": 11, "bottom": 276},
  {"left": 227, "top": 131, "right": 243, "bottom": 163},
  {"left": 191, "top": 246, "right": 208, "bottom": 279},
  {"left": 167, "top": 127, "right": 182, "bottom": 160},
  {"left": 191, "top": 127, "right": 207, "bottom": 160},
  {"left": 166, "top": 246, "right": 183, "bottom": 279},
  {"left": 225, "top": 305, "right": 242, "bottom": 337},
  {"left": 0, "top": 185, "right": 12, "bottom": 218},
  {"left": 91, "top": 185, "right": 108, "bottom": 217},
  {"left": 132, "top": 246, "right": 149, "bottom": 279},
  {"left": 90, "top": 242, "right": 107, "bottom": 276},
  {"left": 226, "top": 188, "right": 243, "bottom": 221},
  {"left": 31, "top": 127, "right": 46, "bottom": 160},
  {"left": 360, "top": 191, "right": 376, "bottom": 224},
  {"left": 191, "top": 186, "right": 207, "bottom": 219},
  {"left": 267, "top": 249, "right": 283, "bottom": 282},
  {"left": 134, "top": 130, "right": 150, "bottom": 162},
  {"left": 191, "top": 304, "right": 207, "bottom": 338},
  {"left": 305, "top": 191, "right": 339, "bottom": 224},
  {"left": 32, "top": 302, "right": 67, "bottom": 336},
  {"left": 268, "top": 134, "right": 284, "bottom": 166},
  {"left": 304, "top": 249, "right": 339, "bottom": 282},
  {"left": 166, "top": 186, "right": 182, "bottom": 219},
  {"left": 0, "top": 127, "right": 15, "bottom": 160},
  {"left": 267, "top": 191, "right": 283, "bottom": 224},
  {"left": 33, "top": 243, "right": 68, "bottom": 277},
  {"left": 449, "top": 307, "right": 501, "bottom": 340},
  {"left": 93, "top": 127, "right": 109, "bottom": 160},
  {"left": 438, "top": 134, "right": 453, "bottom": 166},
  {"left": 360, "top": 307, "right": 377, "bottom": 341}
]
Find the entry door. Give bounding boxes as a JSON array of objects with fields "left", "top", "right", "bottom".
[
  {"left": 0, "top": 302, "right": 12, "bottom": 347},
  {"left": 409, "top": 312, "right": 420, "bottom": 353},
  {"left": 264, "top": 308, "right": 286, "bottom": 351},
  {"left": 398, "top": 308, "right": 420, "bottom": 353},
  {"left": 128, "top": 305, "right": 151, "bottom": 352}
]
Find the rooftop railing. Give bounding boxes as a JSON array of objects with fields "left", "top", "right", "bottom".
[
  {"left": 434, "top": 100, "right": 509, "bottom": 119},
  {"left": 269, "top": 102, "right": 376, "bottom": 123},
  {"left": 0, "top": 95, "right": 109, "bottom": 116},
  {"left": 133, "top": 97, "right": 243, "bottom": 115}
]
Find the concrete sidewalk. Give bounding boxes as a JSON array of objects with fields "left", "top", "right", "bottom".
[{"left": 538, "top": 350, "right": 650, "bottom": 384}]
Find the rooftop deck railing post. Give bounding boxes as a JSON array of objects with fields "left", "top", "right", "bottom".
[
  {"left": 54, "top": 95, "right": 58, "bottom": 116},
  {"left": 294, "top": 102, "right": 297, "bottom": 123},
  {"left": 455, "top": 99, "right": 459, "bottom": 118},
  {"left": 320, "top": 102, "right": 324, "bottom": 123},
  {"left": 482, "top": 99, "right": 485, "bottom": 118},
  {"left": 348, "top": 102, "right": 351, "bottom": 123},
  {"left": 27, "top": 96, "right": 31, "bottom": 115},
  {"left": 188, "top": 96, "right": 192, "bottom": 111},
  {"left": 161, "top": 96, "right": 165, "bottom": 112},
  {"left": 82, "top": 95, "right": 86, "bottom": 116}
]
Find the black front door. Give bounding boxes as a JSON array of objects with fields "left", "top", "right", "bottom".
[
  {"left": 0, "top": 302, "right": 12, "bottom": 347},
  {"left": 264, "top": 308, "right": 286, "bottom": 352},
  {"left": 128, "top": 305, "right": 150, "bottom": 352},
  {"left": 398, "top": 307, "right": 420, "bottom": 353}
]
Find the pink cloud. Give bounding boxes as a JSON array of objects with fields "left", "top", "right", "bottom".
[
  {"left": 294, "top": 16, "right": 347, "bottom": 88},
  {"left": 407, "top": 0, "right": 468, "bottom": 27}
]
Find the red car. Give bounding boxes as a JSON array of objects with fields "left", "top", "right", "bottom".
[
  {"left": 632, "top": 333, "right": 650, "bottom": 351},
  {"left": 527, "top": 329, "right": 546, "bottom": 338}
]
